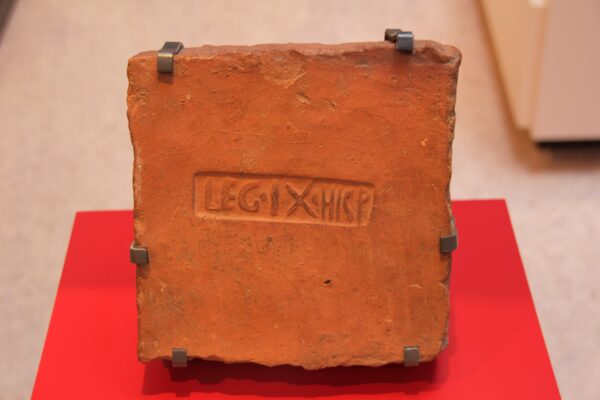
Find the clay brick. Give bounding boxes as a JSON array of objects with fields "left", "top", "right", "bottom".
[{"left": 127, "top": 40, "right": 461, "bottom": 369}]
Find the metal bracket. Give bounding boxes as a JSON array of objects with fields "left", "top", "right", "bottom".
[
  {"left": 404, "top": 346, "right": 420, "bottom": 367},
  {"left": 384, "top": 29, "right": 414, "bottom": 53},
  {"left": 130, "top": 241, "right": 149, "bottom": 265},
  {"left": 157, "top": 41, "right": 184, "bottom": 73},
  {"left": 172, "top": 348, "right": 188, "bottom": 368},
  {"left": 440, "top": 217, "right": 458, "bottom": 253}
]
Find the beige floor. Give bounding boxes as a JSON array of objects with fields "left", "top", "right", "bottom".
[{"left": 1, "top": 0, "right": 599, "bottom": 398}]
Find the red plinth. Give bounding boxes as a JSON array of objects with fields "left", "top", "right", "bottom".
[{"left": 31, "top": 200, "right": 560, "bottom": 399}]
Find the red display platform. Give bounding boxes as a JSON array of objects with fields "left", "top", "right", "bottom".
[{"left": 32, "top": 200, "right": 560, "bottom": 399}]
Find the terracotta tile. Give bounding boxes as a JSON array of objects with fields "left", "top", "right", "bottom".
[{"left": 127, "top": 40, "right": 461, "bottom": 369}]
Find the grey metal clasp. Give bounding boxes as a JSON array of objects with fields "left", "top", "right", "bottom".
[
  {"left": 172, "top": 348, "right": 188, "bottom": 368},
  {"left": 384, "top": 29, "right": 414, "bottom": 53},
  {"left": 157, "top": 41, "right": 184, "bottom": 73},
  {"left": 130, "top": 241, "right": 149, "bottom": 265},
  {"left": 403, "top": 346, "right": 420, "bottom": 367},
  {"left": 440, "top": 217, "right": 458, "bottom": 253}
]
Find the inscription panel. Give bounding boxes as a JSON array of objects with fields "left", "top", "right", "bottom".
[{"left": 194, "top": 173, "right": 374, "bottom": 226}]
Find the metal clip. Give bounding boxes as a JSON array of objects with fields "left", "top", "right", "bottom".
[
  {"left": 172, "top": 348, "right": 188, "bottom": 368},
  {"left": 440, "top": 217, "right": 458, "bottom": 253},
  {"left": 404, "top": 346, "right": 420, "bottom": 367},
  {"left": 130, "top": 241, "right": 149, "bottom": 265},
  {"left": 157, "top": 41, "right": 184, "bottom": 73},
  {"left": 384, "top": 29, "right": 414, "bottom": 53}
]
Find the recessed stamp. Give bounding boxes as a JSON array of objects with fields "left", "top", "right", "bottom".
[{"left": 194, "top": 173, "right": 374, "bottom": 226}]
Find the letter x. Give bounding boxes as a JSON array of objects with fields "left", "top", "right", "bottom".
[{"left": 286, "top": 182, "right": 317, "bottom": 218}]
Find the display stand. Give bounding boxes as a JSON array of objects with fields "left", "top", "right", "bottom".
[{"left": 31, "top": 200, "right": 560, "bottom": 399}]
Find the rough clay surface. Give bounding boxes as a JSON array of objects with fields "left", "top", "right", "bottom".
[{"left": 127, "top": 40, "right": 461, "bottom": 369}]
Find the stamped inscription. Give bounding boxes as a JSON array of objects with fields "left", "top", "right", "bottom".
[{"left": 194, "top": 173, "right": 374, "bottom": 226}]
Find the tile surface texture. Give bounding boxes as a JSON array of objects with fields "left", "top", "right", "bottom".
[
  {"left": 1, "top": 0, "right": 599, "bottom": 398},
  {"left": 128, "top": 41, "right": 460, "bottom": 368}
]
